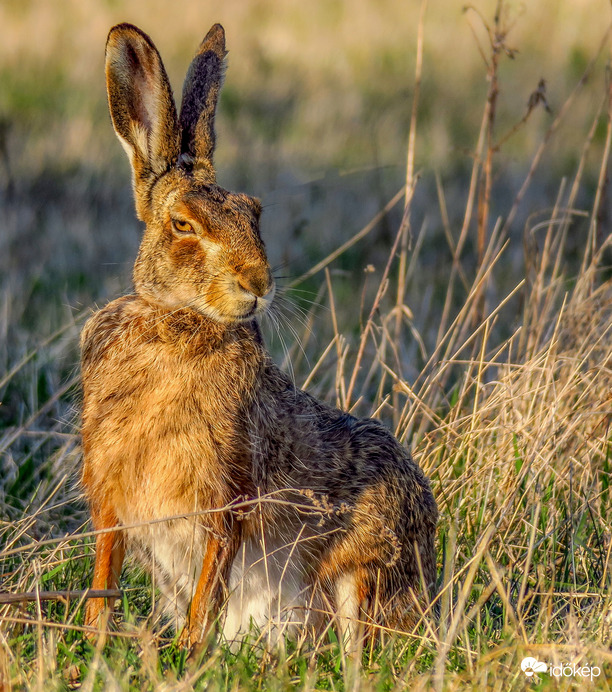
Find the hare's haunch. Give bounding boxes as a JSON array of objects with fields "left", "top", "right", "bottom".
[{"left": 81, "top": 22, "right": 437, "bottom": 651}]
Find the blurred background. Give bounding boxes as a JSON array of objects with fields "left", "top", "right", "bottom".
[{"left": 0, "top": 0, "right": 609, "bottom": 513}]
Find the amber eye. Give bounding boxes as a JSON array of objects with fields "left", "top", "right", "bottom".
[{"left": 172, "top": 219, "right": 195, "bottom": 234}]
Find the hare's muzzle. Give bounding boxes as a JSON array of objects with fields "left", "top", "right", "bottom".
[
  {"left": 237, "top": 265, "right": 274, "bottom": 299},
  {"left": 235, "top": 264, "right": 275, "bottom": 317}
]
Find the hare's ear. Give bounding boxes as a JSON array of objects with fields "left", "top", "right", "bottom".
[
  {"left": 178, "top": 24, "right": 227, "bottom": 178},
  {"left": 105, "top": 24, "right": 179, "bottom": 213}
]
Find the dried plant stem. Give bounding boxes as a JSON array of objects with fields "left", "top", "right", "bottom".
[
  {"left": 392, "top": 0, "right": 427, "bottom": 426},
  {"left": 580, "top": 69, "right": 612, "bottom": 282},
  {"left": 345, "top": 183, "right": 417, "bottom": 408},
  {"left": 436, "top": 86, "right": 490, "bottom": 347},
  {"left": 289, "top": 188, "right": 404, "bottom": 289},
  {"left": 325, "top": 267, "right": 346, "bottom": 408},
  {"left": 433, "top": 527, "right": 496, "bottom": 692},
  {"left": 476, "top": 0, "right": 501, "bottom": 271},
  {"left": 501, "top": 21, "right": 612, "bottom": 237}
]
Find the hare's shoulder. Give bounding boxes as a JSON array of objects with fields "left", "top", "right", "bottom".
[{"left": 80, "top": 294, "right": 141, "bottom": 368}]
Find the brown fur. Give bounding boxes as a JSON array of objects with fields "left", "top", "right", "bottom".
[{"left": 81, "top": 22, "right": 437, "bottom": 650}]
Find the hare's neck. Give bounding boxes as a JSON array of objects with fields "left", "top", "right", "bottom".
[{"left": 145, "top": 303, "right": 261, "bottom": 356}]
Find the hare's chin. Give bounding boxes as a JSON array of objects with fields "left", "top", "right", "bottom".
[
  {"left": 188, "top": 297, "right": 271, "bottom": 324},
  {"left": 233, "top": 297, "right": 272, "bottom": 322}
]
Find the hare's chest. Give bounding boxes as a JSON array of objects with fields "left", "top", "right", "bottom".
[{"left": 84, "top": 342, "right": 251, "bottom": 521}]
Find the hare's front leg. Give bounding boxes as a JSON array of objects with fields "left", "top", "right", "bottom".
[
  {"left": 180, "top": 517, "right": 242, "bottom": 651},
  {"left": 85, "top": 507, "right": 125, "bottom": 641}
]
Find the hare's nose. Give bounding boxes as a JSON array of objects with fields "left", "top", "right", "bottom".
[{"left": 237, "top": 265, "right": 274, "bottom": 298}]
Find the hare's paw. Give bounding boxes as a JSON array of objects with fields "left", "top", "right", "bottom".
[
  {"left": 84, "top": 599, "right": 112, "bottom": 646},
  {"left": 176, "top": 623, "right": 193, "bottom": 649},
  {"left": 178, "top": 620, "right": 216, "bottom": 662},
  {"left": 177, "top": 615, "right": 211, "bottom": 650}
]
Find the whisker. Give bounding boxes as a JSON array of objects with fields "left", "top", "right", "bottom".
[
  {"left": 264, "top": 309, "right": 298, "bottom": 385},
  {"left": 271, "top": 304, "right": 310, "bottom": 369},
  {"left": 273, "top": 299, "right": 311, "bottom": 333}
]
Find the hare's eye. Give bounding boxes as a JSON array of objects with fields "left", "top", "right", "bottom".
[{"left": 172, "top": 219, "right": 195, "bottom": 234}]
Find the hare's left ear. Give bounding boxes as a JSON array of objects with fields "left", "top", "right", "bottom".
[{"left": 178, "top": 23, "right": 227, "bottom": 178}]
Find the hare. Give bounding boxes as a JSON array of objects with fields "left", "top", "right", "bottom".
[{"left": 81, "top": 22, "right": 437, "bottom": 651}]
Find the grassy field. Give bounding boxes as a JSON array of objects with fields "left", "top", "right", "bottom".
[{"left": 1, "top": 0, "right": 612, "bottom": 689}]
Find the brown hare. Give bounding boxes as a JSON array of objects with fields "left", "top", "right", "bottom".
[{"left": 81, "top": 22, "right": 437, "bottom": 651}]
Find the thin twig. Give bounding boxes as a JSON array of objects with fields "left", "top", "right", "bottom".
[
  {"left": 289, "top": 188, "right": 404, "bottom": 288},
  {"left": 0, "top": 589, "right": 122, "bottom": 606}
]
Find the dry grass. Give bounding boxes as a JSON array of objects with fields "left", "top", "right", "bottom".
[{"left": 1, "top": 0, "right": 612, "bottom": 689}]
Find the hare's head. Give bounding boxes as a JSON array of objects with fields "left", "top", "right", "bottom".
[{"left": 105, "top": 23, "right": 274, "bottom": 323}]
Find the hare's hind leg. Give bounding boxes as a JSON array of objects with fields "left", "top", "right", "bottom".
[
  {"left": 333, "top": 570, "right": 365, "bottom": 653},
  {"left": 85, "top": 507, "right": 125, "bottom": 641},
  {"left": 180, "top": 517, "right": 242, "bottom": 652}
]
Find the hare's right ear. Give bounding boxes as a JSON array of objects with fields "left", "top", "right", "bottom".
[
  {"left": 177, "top": 24, "right": 227, "bottom": 179},
  {"left": 105, "top": 24, "right": 179, "bottom": 218}
]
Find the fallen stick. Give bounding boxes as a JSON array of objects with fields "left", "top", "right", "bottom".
[{"left": 0, "top": 589, "right": 122, "bottom": 605}]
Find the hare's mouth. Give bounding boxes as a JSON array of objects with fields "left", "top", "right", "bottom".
[
  {"left": 240, "top": 302, "right": 257, "bottom": 319},
  {"left": 232, "top": 277, "right": 276, "bottom": 321},
  {"left": 236, "top": 288, "right": 275, "bottom": 321},
  {"left": 239, "top": 291, "right": 274, "bottom": 320},
  {"left": 187, "top": 280, "right": 275, "bottom": 324}
]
